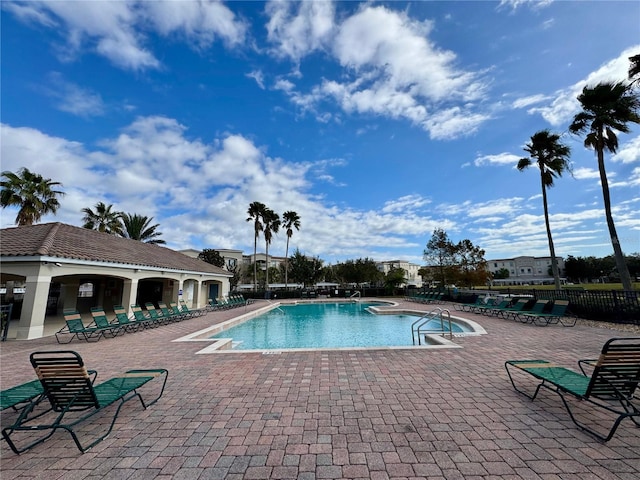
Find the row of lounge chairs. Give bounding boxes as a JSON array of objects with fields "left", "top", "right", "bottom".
[
  {"left": 406, "top": 291, "right": 444, "bottom": 304},
  {"left": 1, "top": 350, "right": 167, "bottom": 453},
  {"left": 455, "top": 296, "right": 577, "bottom": 326},
  {"left": 207, "top": 294, "right": 250, "bottom": 310},
  {"left": 55, "top": 300, "right": 207, "bottom": 343}
]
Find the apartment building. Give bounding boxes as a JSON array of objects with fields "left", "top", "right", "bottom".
[
  {"left": 487, "top": 255, "right": 565, "bottom": 285},
  {"left": 376, "top": 260, "right": 423, "bottom": 288}
]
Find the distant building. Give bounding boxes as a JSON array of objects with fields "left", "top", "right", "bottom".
[
  {"left": 180, "top": 248, "right": 243, "bottom": 272},
  {"left": 487, "top": 256, "right": 565, "bottom": 285},
  {"left": 377, "top": 260, "right": 423, "bottom": 288}
]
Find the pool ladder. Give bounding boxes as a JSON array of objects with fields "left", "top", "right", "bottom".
[{"left": 411, "top": 307, "right": 452, "bottom": 345}]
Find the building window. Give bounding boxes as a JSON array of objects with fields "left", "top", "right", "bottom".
[{"left": 78, "top": 282, "right": 94, "bottom": 298}]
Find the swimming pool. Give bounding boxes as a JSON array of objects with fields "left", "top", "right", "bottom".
[{"left": 205, "top": 301, "right": 483, "bottom": 351}]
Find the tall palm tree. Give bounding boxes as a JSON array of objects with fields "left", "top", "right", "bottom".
[
  {"left": 247, "top": 201, "right": 267, "bottom": 291},
  {"left": 82, "top": 202, "right": 123, "bottom": 235},
  {"left": 629, "top": 54, "right": 640, "bottom": 86},
  {"left": 120, "top": 213, "right": 166, "bottom": 245},
  {"left": 517, "top": 130, "right": 571, "bottom": 290},
  {"left": 0, "top": 167, "right": 64, "bottom": 226},
  {"left": 262, "top": 208, "right": 281, "bottom": 292},
  {"left": 282, "top": 210, "right": 301, "bottom": 288},
  {"left": 569, "top": 82, "right": 640, "bottom": 291}
]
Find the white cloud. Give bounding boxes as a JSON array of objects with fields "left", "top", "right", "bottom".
[
  {"left": 0, "top": 118, "right": 452, "bottom": 261},
  {"left": 246, "top": 70, "right": 265, "bottom": 89},
  {"left": 497, "top": 0, "right": 554, "bottom": 12},
  {"left": 3, "top": 0, "right": 247, "bottom": 71},
  {"left": 612, "top": 135, "right": 640, "bottom": 164},
  {"left": 474, "top": 152, "right": 521, "bottom": 167},
  {"left": 512, "top": 94, "right": 550, "bottom": 109},
  {"left": 529, "top": 46, "right": 640, "bottom": 126},
  {"left": 266, "top": 0, "right": 335, "bottom": 61},
  {"left": 572, "top": 167, "right": 600, "bottom": 180},
  {"left": 269, "top": 4, "right": 491, "bottom": 140},
  {"left": 44, "top": 72, "right": 105, "bottom": 117}
]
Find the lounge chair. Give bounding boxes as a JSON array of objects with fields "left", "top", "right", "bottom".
[
  {"left": 90, "top": 307, "right": 125, "bottom": 337},
  {"left": 158, "top": 301, "right": 184, "bottom": 321},
  {"left": 454, "top": 296, "right": 485, "bottom": 312},
  {"left": 131, "top": 305, "right": 161, "bottom": 328},
  {"left": 513, "top": 299, "right": 549, "bottom": 322},
  {"left": 55, "top": 312, "right": 111, "bottom": 343},
  {"left": 497, "top": 299, "right": 530, "bottom": 320},
  {"left": 1, "top": 380, "right": 44, "bottom": 413},
  {"left": 112, "top": 305, "right": 144, "bottom": 332},
  {"left": 505, "top": 337, "right": 640, "bottom": 442},
  {"left": 144, "top": 303, "right": 172, "bottom": 324},
  {"left": 519, "top": 300, "right": 577, "bottom": 327},
  {"left": 2, "top": 350, "right": 168, "bottom": 454},
  {"left": 179, "top": 300, "right": 206, "bottom": 317}
]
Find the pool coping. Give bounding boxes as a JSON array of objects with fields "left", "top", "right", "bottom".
[{"left": 173, "top": 300, "right": 485, "bottom": 354}]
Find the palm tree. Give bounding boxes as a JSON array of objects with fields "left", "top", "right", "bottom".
[
  {"left": 247, "top": 201, "right": 267, "bottom": 291},
  {"left": 629, "top": 54, "right": 640, "bottom": 86},
  {"left": 517, "top": 130, "right": 571, "bottom": 290},
  {"left": 120, "top": 213, "right": 166, "bottom": 244},
  {"left": 82, "top": 202, "right": 123, "bottom": 235},
  {"left": 569, "top": 82, "right": 640, "bottom": 291},
  {"left": 282, "top": 210, "right": 301, "bottom": 288},
  {"left": 262, "top": 208, "right": 281, "bottom": 292},
  {"left": 0, "top": 167, "right": 64, "bottom": 226}
]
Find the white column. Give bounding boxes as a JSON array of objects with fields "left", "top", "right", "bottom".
[
  {"left": 16, "top": 275, "right": 52, "bottom": 340},
  {"left": 122, "top": 278, "right": 138, "bottom": 316}
]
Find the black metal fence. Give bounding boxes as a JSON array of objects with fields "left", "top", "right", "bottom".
[{"left": 443, "top": 288, "right": 640, "bottom": 324}]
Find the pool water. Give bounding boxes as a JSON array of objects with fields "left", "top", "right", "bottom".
[{"left": 209, "top": 302, "right": 470, "bottom": 350}]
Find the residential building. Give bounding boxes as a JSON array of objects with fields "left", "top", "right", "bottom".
[
  {"left": 376, "top": 260, "right": 423, "bottom": 288},
  {"left": 487, "top": 255, "right": 565, "bottom": 285}
]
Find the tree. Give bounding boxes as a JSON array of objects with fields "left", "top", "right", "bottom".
[
  {"left": 454, "top": 239, "right": 489, "bottom": 288},
  {"left": 81, "top": 202, "right": 123, "bottom": 235},
  {"left": 335, "top": 258, "right": 382, "bottom": 286},
  {"left": 282, "top": 210, "right": 301, "bottom": 288},
  {"left": 423, "top": 229, "right": 457, "bottom": 286},
  {"left": 262, "top": 208, "right": 281, "bottom": 290},
  {"left": 198, "top": 249, "right": 225, "bottom": 268},
  {"left": 120, "top": 213, "right": 166, "bottom": 244},
  {"left": 384, "top": 266, "right": 407, "bottom": 294},
  {"left": 569, "top": 82, "right": 640, "bottom": 291},
  {"left": 246, "top": 201, "right": 267, "bottom": 291},
  {"left": 493, "top": 268, "right": 510, "bottom": 280},
  {"left": 287, "top": 249, "right": 324, "bottom": 287},
  {"left": 517, "top": 130, "right": 571, "bottom": 290},
  {"left": 629, "top": 54, "right": 640, "bottom": 86},
  {"left": 1, "top": 167, "right": 64, "bottom": 226}
]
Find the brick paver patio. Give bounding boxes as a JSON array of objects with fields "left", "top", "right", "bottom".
[{"left": 1, "top": 299, "right": 638, "bottom": 479}]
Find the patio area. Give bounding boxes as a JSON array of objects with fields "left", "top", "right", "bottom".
[{"left": 1, "top": 299, "right": 638, "bottom": 479}]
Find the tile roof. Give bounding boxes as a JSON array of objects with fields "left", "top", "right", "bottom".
[{"left": 0, "top": 222, "right": 230, "bottom": 275}]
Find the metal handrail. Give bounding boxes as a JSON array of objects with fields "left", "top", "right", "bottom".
[{"left": 412, "top": 308, "right": 453, "bottom": 345}]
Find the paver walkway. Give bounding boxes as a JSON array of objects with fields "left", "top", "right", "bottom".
[{"left": 1, "top": 299, "right": 638, "bottom": 479}]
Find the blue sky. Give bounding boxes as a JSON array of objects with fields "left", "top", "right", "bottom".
[{"left": 1, "top": 0, "right": 639, "bottom": 266}]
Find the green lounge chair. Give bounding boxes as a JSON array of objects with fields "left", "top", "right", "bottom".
[
  {"left": 514, "top": 299, "right": 549, "bottom": 323},
  {"left": 2, "top": 350, "right": 168, "bottom": 454},
  {"left": 476, "top": 299, "right": 508, "bottom": 316},
  {"left": 454, "top": 296, "right": 486, "bottom": 312},
  {"left": 131, "top": 305, "right": 161, "bottom": 328},
  {"left": 144, "top": 302, "right": 172, "bottom": 324},
  {"left": 90, "top": 307, "right": 125, "bottom": 337},
  {"left": 1, "top": 380, "right": 44, "bottom": 412},
  {"left": 179, "top": 300, "right": 206, "bottom": 317},
  {"left": 112, "top": 305, "right": 144, "bottom": 332},
  {"left": 497, "top": 299, "right": 530, "bottom": 320},
  {"left": 158, "top": 301, "right": 185, "bottom": 321},
  {"left": 505, "top": 337, "right": 640, "bottom": 442},
  {"left": 55, "top": 312, "right": 109, "bottom": 343},
  {"left": 520, "top": 300, "right": 576, "bottom": 327}
]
